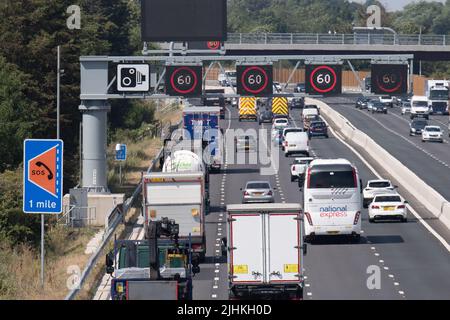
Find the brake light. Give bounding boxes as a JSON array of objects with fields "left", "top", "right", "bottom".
[
  {"left": 397, "top": 205, "right": 405, "bottom": 209},
  {"left": 353, "top": 211, "right": 361, "bottom": 225},
  {"left": 371, "top": 205, "right": 380, "bottom": 209},
  {"left": 352, "top": 167, "right": 357, "bottom": 187},
  {"left": 306, "top": 168, "right": 311, "bottom": 188},
  {"left": 244, "top": 191, "right": 249, "bottom": 196},
  {"left": 292, "top": 165, "right": 296, "bottom": 171},
  {"left": 304, "top": 212, "right": 313, "bottom": 226}
]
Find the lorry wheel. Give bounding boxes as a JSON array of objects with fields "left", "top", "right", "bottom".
[{"left": 352, "top": 234, "right": 361, "bottom": 243}]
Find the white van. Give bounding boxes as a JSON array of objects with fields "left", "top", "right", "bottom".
[
  {"left": 284, "top": 132, "right": 310, "bottom": 157},
  {"left": 410, "top": 95, "right": 430, "bottom": 120},
  {"left": 302, "top": 108, "right": 319, "bottom": 119},
  {"left": 302, "top": 159, "right": 362, "bottom": 242}
]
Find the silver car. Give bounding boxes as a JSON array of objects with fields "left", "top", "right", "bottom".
[{"left": 241, "top": 181, "right": 275, "bottom": 203}]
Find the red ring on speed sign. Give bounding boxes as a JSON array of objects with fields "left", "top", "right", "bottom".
[
  {"left": 170, "top": 67, "right": 198, "bottom": 94},
  {"left": 376, "top": 73, "right": 403, "bottom": 93},
  {"left": 241, "top": 66, "right": 269, "bottom": 94},
  {"left": 207, "top": 41, "right": 220, "bottom": 50},
  {"left": 310, "top": 66, "right": 338, "bottom": 93}
]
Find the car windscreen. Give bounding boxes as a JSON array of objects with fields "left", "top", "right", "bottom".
[
  {"left": 374, "top": 196, "right": 401, "bottom": 203},
  {"left": 247, "top": 183, "right": 270, "bottom": 189},
  {"left": 368, "top": 181, "right": 390, "bottom": 188},
  {"left": 311, "top": 122, "right": 325, "bottom": 127},
  {"left": 413, "top": 121, "right": 427, "bottom": 127},
  {"left": 412, "top": 101, "right": 428, "bottom": 107},
  {"left": 309, "top": 165, "right": 356, "bottom": 188},
  {"left": 284, "top": 129, "right": 304, "bottom": 135},
  {"left": 426, "top": 127, "right": 441, "bottom": 132}
]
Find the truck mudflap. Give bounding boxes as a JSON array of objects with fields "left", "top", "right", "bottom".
[{"left": 230, "top": 283, "right": 303, "bottom": 300}]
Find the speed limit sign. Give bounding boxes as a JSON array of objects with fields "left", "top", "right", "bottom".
[
  {"left": 306, "top": 65, "right": 342, "bottom": 95},
  {"left": 237, "top": 65, "right": 273, "bottom": 96},
  {"left": 165, "top": 66, "right": 202, "bottom": 96},
  {"left": 371, "top": 64, "right": 408, "bottom": 95}
]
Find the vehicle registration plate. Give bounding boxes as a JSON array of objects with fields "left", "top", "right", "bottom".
[{"left": 383, "top": 206, "right": 395, "bottom": 211}]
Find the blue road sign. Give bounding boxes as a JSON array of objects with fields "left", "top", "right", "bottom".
[
  {"left": 115, "top": 144, "right": 127, "bottom": 161},
  {"left": 23, "top": 139, "right": 63, "bottom": 214}
]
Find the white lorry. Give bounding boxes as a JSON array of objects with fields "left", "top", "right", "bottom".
[
  {"left": 143, "top": 150, "right": 209, "bottom": 260},
  {"left": 410, "top": 95, "right": 430, "bottom": 120},
  {"left": 425, "top": 80, "right": 449, "bottom": 115},
  {"left": 226, "top": 203, "right": 306, "bottom": 300}
]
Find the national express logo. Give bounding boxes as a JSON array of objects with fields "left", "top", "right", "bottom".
[{"left": 319, "top": 205, "right": 348, "bottom": 218}]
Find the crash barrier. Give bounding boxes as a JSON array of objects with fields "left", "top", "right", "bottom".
[{"left": 307, "top": 98, "right": 450, "bottom": 230}]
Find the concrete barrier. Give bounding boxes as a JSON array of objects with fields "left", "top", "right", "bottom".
[{"left": 307, "top": 98, "right": 450, "bottom": 230}]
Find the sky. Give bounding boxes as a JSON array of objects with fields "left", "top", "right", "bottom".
[{"left": 351, "top": 0, "right": 446, "bottom": 11}]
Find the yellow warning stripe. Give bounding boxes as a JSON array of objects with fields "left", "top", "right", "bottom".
[
  {"left": 239, "top": 97, "right": 257, "bottom": 115},
  {"left": 272, "top": 97, "right": 288, "bottom": 115}
]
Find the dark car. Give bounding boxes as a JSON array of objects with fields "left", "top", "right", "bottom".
[
  {"left": 294, "top": 83, "right": 306, "bottom": 93},
  {"left": 289, "top": 97, "right": 305, "bottom": 109},
  {"left": 371, "top": 101, "right": 388, "bottom": 114},
  {"left": 409, "top": 119, "right": 428, "bottom": 136},
  {"left": 356, "top": 96, "right": 371, "bottom": 109},
  {"left": 258, "top": 110, "right": 273, "bottom": 124},
  {"left": 308, "top": 121, "right": 328, "bottom": 138}
]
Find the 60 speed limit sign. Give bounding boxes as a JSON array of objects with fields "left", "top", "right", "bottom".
[
  {"left": 237, "top": 65, "right": 273, "bottom": 96},
  {"left": 306, "top": 65, "right": 342, "bottom": 95},
  {"left": 165, "top": 66, "right": 202, "bottom": 96},
  {"left": 371, "top": 64, "right": 408, "bottom": 95}
]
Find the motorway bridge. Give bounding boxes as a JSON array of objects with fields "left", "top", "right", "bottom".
[{"left": 161, "top": 32, "right": 450, "bottom": 61}]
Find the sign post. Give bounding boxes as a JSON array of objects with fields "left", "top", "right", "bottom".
[
  {"left": 115, "top": 144, "right": 127, "bottom": 185},
  {"left": 23, "top": 139, "right": 64, "bottom": 288}
]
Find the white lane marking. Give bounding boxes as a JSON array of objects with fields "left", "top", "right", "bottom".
[
  {"left": 212, "top": 294, "right": 217, "bottom": 298},
  {"left": 399, "top": 291, "right": 405, "bottom": 295},
  {"left": 213, "top": 285, "right": 218, "bottom": 289},
  {"left": 214, "top": 277, "right": 219, "bottom": 281},
  {"left": 356, "top": 108, "right": 450, "bottom": 167},
  {"left": 390, "top": 111, "right": 449, "bottom": 144},
  {"left": 324, "top": 117, "right": 450, "bottom": 252}
]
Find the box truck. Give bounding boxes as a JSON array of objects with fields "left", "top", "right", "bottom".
[{"left": 226, "top": 203, "right": 306, "bottom": 300}]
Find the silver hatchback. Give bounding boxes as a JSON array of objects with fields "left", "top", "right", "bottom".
[{"left": 241, "top": 181, "right": 275, "bottom": 203}]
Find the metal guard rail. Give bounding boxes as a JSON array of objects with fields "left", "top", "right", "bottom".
[{"left": 226, "top": 33, "right": 450, "bottom": 46}]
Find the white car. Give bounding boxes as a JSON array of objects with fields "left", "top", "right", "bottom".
[
  {"left": 401, "top": 102, "right": 411, "bottom": 115},
  {"left": 368, "top": 194, "right": 408, "bottom": 223},
  {"left": 379, "top": 95, "right": 394, "bottom": 108},
  {"left": 422, "top": 126, "right": 444, "bottom": 143},
  {"left": 363, "top": 179, "right": 397, "bottom": 208},
  {"left": 272, "top": 118, "right": 289, "bottom": 128},
  {"left": 290, "top": 157, "right": 314, "bottom": 182}
]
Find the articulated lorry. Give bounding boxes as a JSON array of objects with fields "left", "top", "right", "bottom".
[
  {"left": 226, "top": 203, "right": 306, "bottom": 300},
  {"left": 425, "top": 80, "right": 450, "bottom": 115},
  {"left": 107, "top": 218, "right": 200, "bottom": 300},
  {"left": 143, "top": 150, "right": 209, "bottom": 261}
]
